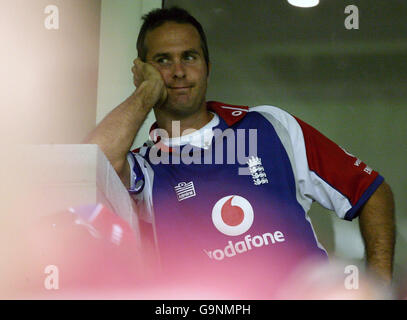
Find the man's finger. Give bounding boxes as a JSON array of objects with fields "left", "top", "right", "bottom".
[{"left": 133, "top": 58, "right": 144, "bottom": 67}]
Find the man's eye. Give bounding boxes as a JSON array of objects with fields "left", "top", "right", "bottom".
[
  {"left": 157, "top": 58, "right": 170, "bottom": 65},
  {"left": 184, "top": 55, "right": 196, "bottom": 62}
]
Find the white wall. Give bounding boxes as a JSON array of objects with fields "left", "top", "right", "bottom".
[{"left": 97, "top": 0, "right": 162, "bottom": 149}]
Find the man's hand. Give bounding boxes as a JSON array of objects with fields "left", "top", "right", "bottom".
[
  {"left": 83, "top": 58, "right": 169, "bottom": 188},
  {"left": 132, "top": 58, "right": 167, "bottom": 108}
]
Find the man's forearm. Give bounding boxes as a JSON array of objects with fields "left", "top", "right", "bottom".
[
  {"left": 359, "top": 181, "right": 395, "bottom": 283},
  {"left": 83, "top": 80, "right": 161, "bottom": 174}
]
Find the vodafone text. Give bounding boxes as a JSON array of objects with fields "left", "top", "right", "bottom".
[{"left": 204, "top": 231, "right": 285, "bottom": 260}]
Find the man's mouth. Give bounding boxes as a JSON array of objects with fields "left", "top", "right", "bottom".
[
  {"left": 168, "top": 86, "right": 192, "bottom": 95},
  {"left": 169, "top": 86, "right": 191, "bottom": 89}
]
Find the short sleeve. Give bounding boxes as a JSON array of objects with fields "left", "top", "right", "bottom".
[
  {"left": 126, "top": 151, "right": 154, "bottom": 223},
  {"left": 126, "top": 151, "right": 145, "bottom": 195},
  {"left": 251, "top": 105, "right": 384, "bottom": 221},
  {"left": 294, "top": 116, "right": 384, "bottom": 220}
]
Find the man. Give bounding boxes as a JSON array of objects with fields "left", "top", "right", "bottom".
[{"left": 84, "top": 7, "right": 395, "bottom": 293}]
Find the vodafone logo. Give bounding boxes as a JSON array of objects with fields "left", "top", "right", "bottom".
[
  {"left": 212, "top": 195, "right": 254, "bottom": 236},
  {"left": 206, "top": 195, "right": 286, "bottom": 261}
]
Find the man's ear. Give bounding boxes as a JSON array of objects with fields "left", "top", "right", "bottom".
[{"left": 207, "top": 61, "right": 212, "bottom": 78}]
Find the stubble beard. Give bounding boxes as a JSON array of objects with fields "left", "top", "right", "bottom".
[{"left": 159, "top": 89, "right": 207, "bottom": 119}]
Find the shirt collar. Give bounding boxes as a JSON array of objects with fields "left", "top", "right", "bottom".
[{"left": 148, "top": 101, "right": 249, "bottom": 151}]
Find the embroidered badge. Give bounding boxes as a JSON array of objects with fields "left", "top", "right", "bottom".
[
  {"left": 247, "top": 156, "right": 268, "bottom": 185},
  {"left": 174, "top": 181, "right": 196, "bottom": 201}
]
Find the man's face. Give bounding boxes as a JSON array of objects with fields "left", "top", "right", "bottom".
[{"left": 144, "top": 22, "right": 210, "bottom": 117}]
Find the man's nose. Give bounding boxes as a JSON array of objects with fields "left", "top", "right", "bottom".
[{"left": 172, "top": 61, "right": 186, "bottom": 79}]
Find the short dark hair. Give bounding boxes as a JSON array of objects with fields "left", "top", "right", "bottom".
[{"left": 137, "top": 6, "right": 210, "bottom": 68}]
